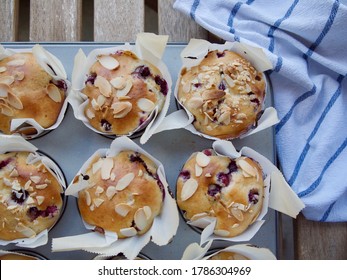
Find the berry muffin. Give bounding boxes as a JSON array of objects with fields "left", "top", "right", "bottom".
[
  {"left": 81, "top": 50, "right": 168, "bottom": 136},
  {"left": 75, "top": 150, "right": 164, "bottom": 238},
  {"left": 0, "top": 52, "right": 67, "bottom": 137},
  {"left": 177, "top": 50, "right": 265, "bottom": 139},
  {"left": 176, "top": 149, "right": 264, "bottom": 238},
  {"left": 207, "top": 251, "right": 249, "bottom": 260},
  {"left": 0, "top": 151, "right": 64, "bottom": 241}
]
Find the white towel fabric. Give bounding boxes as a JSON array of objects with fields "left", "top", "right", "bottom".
[{"left": 174, "top": 0, "right": 347, "bottom": 222}]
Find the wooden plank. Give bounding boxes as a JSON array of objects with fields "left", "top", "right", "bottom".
[
  {"left": 0, "top": 0, "right": 19, "bottom": 41},
  {"left": 94, "top": 0, "right": 145, "bottom": 42},
  {"left": 29, "top": 0, "right": 82, "bottom": 41},
  {"left": 295, "top": 214, "right": 347, "bottom": 259},
  {"left": 158, "top": 0, "right": 208, "bottom": 42}
]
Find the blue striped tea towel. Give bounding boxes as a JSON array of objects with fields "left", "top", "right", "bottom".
[{"left": 174, "top": 0, "right": 347, "bottom": 222}]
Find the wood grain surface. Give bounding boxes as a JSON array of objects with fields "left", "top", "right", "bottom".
[{"left": 0, "top": 0, "right": 19, "bottom": 41}]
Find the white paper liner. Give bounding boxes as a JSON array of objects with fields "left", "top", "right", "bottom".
[
  {"left": 68, "top": 33, "right": 172, "bottom": 144},
  {"left": 181, "top": 240, "right": 276, "bottom": 260},
  {"left": 154, "top": 39, "right": 279, "bottom": 140},
  {"left": 0, "top": 135, "right": 67, "bottom": 247},
  {"left": 0, "top": 44, "right": 70, "bottom": 139},
  {"left": 51, "top": 136, "right": 179, "bottom": 260},
  {"left": 182, "top": 139, "right": 304, "bottom": 245}
]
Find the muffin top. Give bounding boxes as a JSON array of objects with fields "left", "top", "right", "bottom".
[
  {"left": 76, "top": 150, "right": 164, "bottom": 238},
  {"left": 0, "top": 52, "right": 67, "bottom": 136},
  {"left": 207, "top": 251, "right": 249, "bottom": 260},
  {"left": 177, "top": 50, "right": 265, "bottom": 139},
  {"left": 176, "top": 149, "right": 264, "bottom": 238},
  {"left": 0, "top": 151, "right": 64, "bottom": 241},
  {"left": 0, "top": 253, "right": 38, "bottom": 260},
  {"left": 82, "top": 51, "right": 168, "bottom": 136}
]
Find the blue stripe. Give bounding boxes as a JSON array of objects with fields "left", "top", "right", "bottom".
[
  {"left": 298, "top": 137, "right": 347, "bottom": 198},
  {"left": 246, "top": 0, "right": 255, "bottom": 4},
  {"left": 190, "top": 0, "right": 200, "bottom": 20},
  {"left": 268, "top": 0, "right": 299, "bottom": 52},
  {"left": 320, "top": 201, "right": 337, "bottom": 222},
  {"left": 273, "top": 57, "right": 283, "bottom": 72},
  {"left": 227, "top": 2, "right": 244, "bottom": 34},
  {"left": 289, "top": 75, "right": 345, "bottom": 186},
  {"left": 303, "top": 0, "right": 340, "bottom": 59},
  {"left": 275, "top": 85, "right": 317, "bottom": 134}
]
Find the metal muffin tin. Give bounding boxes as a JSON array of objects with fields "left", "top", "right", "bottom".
[{"left": 1, "top": 43, "right": 290, "bottom": 260}]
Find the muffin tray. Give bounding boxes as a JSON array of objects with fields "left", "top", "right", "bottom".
[{"left": 1, "top": 43, "right": 289, "bottom": 260}]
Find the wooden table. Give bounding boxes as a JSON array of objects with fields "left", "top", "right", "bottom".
[{"left": 1, "top": 0, "right": 346, "bottom": 260}]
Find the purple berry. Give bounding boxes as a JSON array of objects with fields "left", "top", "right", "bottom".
[
  {"left": 194, "top": 83, "right": 202, "bottom": 88},
  {"left": 156, "top": 178, "right": 165, "bottom": 201},
  {"left": 202, "top": 149, "right": 212, "bottom": 156},
  {"left": 0, "top": 158, "right": 12, "bottom": 169},
  {"left": 179, "top": 170, "right": 190, "bottom": 181},
  {"left": 217, "top": 173, "right": 230, "bottom": 187},
  {"left": 207, "top": 184, "right": 222, "bottom": 197},
  {"left": 85, "top": 73, "right": 97, "bottom": 85},
  {"left": 227, "top": 160, "right": 238, "bottom": 174},
  {"left": 27, "top": 205, "right": 58, "bottom": 221},
  {"left": 251, "top": 98, "right": 260, "bottom": 106},
  {"left": 248, "top": 188, "right": 259, "bottom": 204},
  {"left": 52, "top": 79, "right": 68, "bottom": 92},
  {"left": 218, "top": 80, "right": 226, "bottom": 90},
  {"left": 101, "top": 119, "right": 112, "bottom": 131},
  {"left": 217, "top": 51, "right": 225, "bottom": 58},
  {"left": 132, "top": 65, "right": 151, "bottom": 78},
  {"left": 11, "top": 189, "right": 29, "bottom": 204},
  {"left": 154, "top": 75, "right": 168, "bottom": 96}
]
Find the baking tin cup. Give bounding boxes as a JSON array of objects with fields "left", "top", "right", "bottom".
[
  {"left": 0, "top": 135, "right": 67, "bottom": 248},
  {"left": 0, "top": 44, "right": 70, "bottom": 139},
  {"left": 93, "top": 252, "right": 151, "bottom": 260}
]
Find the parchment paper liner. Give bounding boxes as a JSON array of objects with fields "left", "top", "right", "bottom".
[
  {"left": 153, "top": 39, "right": 279, "bottom": 140},
  {"left": 0, "top": 44, "right": 70, "bottom": 139},
  {"left": 51, "top": 136, "right": 179, "bottom": 260},
  {"left": 181, "top": 240, "right": 276, "bottom": 260},
  {"left": 69, "top": 33, "right": 172, "bottom": 144},
  {"left": 0, "top": 249, "right": 48, "bottom": 260},
  {"left": 180, "top": 139, "right": 304, "bottom": 244},
  {"left": 0, "top": 135, "right": 67, "bottom": 248}
]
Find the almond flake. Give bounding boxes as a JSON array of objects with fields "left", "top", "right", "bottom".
[
  {"left": 231, "top": 207, "right": 244, "bottom": 221},
  {"left": 115, "top": 172, "right": 135, "bottom": 191},
  {"left": 7, "top": 91, "right": 23, "bottom": 110},
  {"left": 0, "top": 83, "right": 9, "bottom": 97},
  {"left": 138, "top": 169, "right": 143, "bottom": 177},
  {"left": 9, "top": 169, "right": 19, "bottom": 177},
  {"left": 237, "top": 158, "right": 257, "bottom": 177},
  {"left": 24, "top": 180, "right": 32, "bottom": 190},
  {"left": 111, "top": 101, "right": 132, "bottom": 118},
  {"left": 120, "top": 227, "right": 137, "bottom": 237},
  {"left": 143, "top": 206, "right": 152, "bottom": 220},
  {"left": 116, "top": 78, "right": 133, "bottom": 97},
  {"left": 26, "top": 196, "right": 35, "bottom": 204},
  {"left": 36, "top": 196, "right": 45, "bottom": 205},
  {"left": 0, "top": 76, "right": 14, "bottom": 85},
  {"left": 7, "top": 205, "right": 18, "bottom": 210},
  {"left": 92, "top": 159, "right": 103, "bottom": 174},
  {"left": 13, "top": 71, "right": 24, "bottom": 81},
  {"left": 182, "top": 82, "right": 191, "bottom": 93},
  {"left": 115, "top": 203, "right": 132, "bottom": 217},
  {"left": 106, "top": 186, "right": 117, "bottom": 200},
  {"left": 110, "top": 76, "right": 126, "bottom": 89},
  {"left": 96, "top": 94, "right": 106, "bottom": 107},
  {"left": 95, "top": 76, "right": 112, "bottom": 97},
  {"left": 90, "top": 204, "right": 95, "bottom": 211},
  {"left": 110, "top": 173, "right": 116, "bottom": 181},
  {"left": 202, "top": 89, "right": 225, "bottom": 100},
  {"left": 7, "top": 59, "right": 25, "bottom": 66},
  {"left": 196, "top": 152, "right": 210, "bottom": 167},
  {"left": 86, "top": 108, "right": 95, "bottom": 119},
  {"left": 224, "top": 74, "right": 235, "bottom": 88},
  {"left": 218, "top": 111, "right": 231, "bottom": 125},
  {"left": 0, "top": 104, "right": 14, "bottom": 116},
  {"left": 137, "top": 98, "right": 155, "bottom": 112},
  {"left": 213, "top": 229, "right": 230, "bottom": 237},
  {"left": 231, "top": 223, "right": 240, "bottom": 228},
  {"left": 187, "top": 96, "right": 203, "bottom": 109},
  {"left": 195, "top": 163, "right": 203, "bottom": 177},
  {"left": 0, "top": 66, "right": 6, "bottom": 73},
  {"left": 84, "top": 191, "right": 91, "bottom": 206},
  {"left": 95, "top": 186, "right": 104, "bottom": 195},
  {"left": 93, "top": 198, "right": 104, "bottom": 208},
  {"left": 190, "top": 212, "right": 208, "bottom": 221},
  {"left": 91, "top": 98, "right": 101, "bottom": 111},
  {"left": 15, "top": 223, "right": 36, "bottom": 238},
  {"left": 205, "top": 173, "right": 212, "bottom": 177},
  {"left": 134, "top": 208, "right": 149, "bottom": 231},
  {"left": 36, "top": 184, "right": 48, "bottom": 190},
  {"left": 98, "top": 55, "right": 120, "bottom": 70},
  {"left": 30, "top": 176, "right": 41, "bottom": 184},
  {"left": 181, "top": 178, "right": 198, "bottom": 201},
  {"left": 101, "top": 158, "right": 114, "bottom": 180}
]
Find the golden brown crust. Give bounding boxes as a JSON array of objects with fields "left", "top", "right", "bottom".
[
  {"left": 177, "top": 50, "right": 265, "bottom": 139},
  {"left": 208, "top": 251, "right": 249, "bottom": 260},
  {"left": 0, "top": 53, "right": 66, "bottom": 136},
  {"left": 0, "top": 253, "right": 38, "bottom": 260},
  {"left": 82, "top": 51, "right": 167, "bottom": 135},
  {"left": 176, "top": 150, "right": 264, "bottom": 237},
  {"left": 77, "top": 150, "right": 164, "bottom": 238},
  {"left": 0, "top": 152, "right": 63, "bottom": 241}
]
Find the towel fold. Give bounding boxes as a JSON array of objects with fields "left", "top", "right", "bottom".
[{"left": 174, "top": 0, "right": 347, "bottom": 222}]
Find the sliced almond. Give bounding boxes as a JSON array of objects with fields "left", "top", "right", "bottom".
[
  {"left": 93, "top": 198, "right": 104, "bottom": 208},
  {"left": 111, "top": 101, "right": 132, "bottom": 118},
  {"left": 26, "top": 196, "right": 35, "bottom": 204},
  {"left": 137, "top": 98, "right": 155, "bottom": 112},
  {"left": 116, "top": 78, "right": 133, "bottom": 97},
  {"left": 218, "top": 111, "right": 231, "bottom": 125},
  {"left": 115, "top": 203, "right": 132, "bottom": 217},
  {"left": 231, "top": 223, "right": 240, "bottom": 228},
  {"left": 91, "top": 98, "right": 101, "bottom": 111},
  {"left": 0, "top": 83, "right": 9, "bottom": 98},
  {"left": 0, "top": 103, "right": 14, "bottom": 116},
  {"left": 92, "top": 159, "right": 103, "bottom": 174},
  {"left": 7, "top": 59, "right": 25, "bottom": 67},
  {"left": 36, "top": 196, "right": 45, "bottom": 205},
  {"left": 98, "top": 55, "right": 119, "bottom": 70},
  {"left": 3, "top": 177, "right": 12, "bottom": 187},
  {"left": 13, "top": 71, "right": 25, "bottom": 81},
  {"left": 115, "top": 172, "right": 135, "bottom": 191},
  {"left": 95, "top": 75, "right": 112, "bottom": 97},
  {"left": 224, "top": 74, "right": 235, "bottom": 88},
  {"left": 86, "top": 108, "right": 95, "bottom": 119},
  {"left": 84, "top": 190, "right": 91, "bottom": 206},
  {"left": 202, "top": 89, "right": 225, "bottom": 100},
  {"left": 15, "top": 223, "right": 36, "bottom": 238},
  {"left": 101, "top": 158, "right": 114, "bottom": 180},
  {"left": 190, "top": 212, "right": 208, "bottom": 221},
  {"left": 7, "top": 91, "right": 23, "bottom": 109},
  {"left": 237, "top": 158, "right": 257, "bottom": 177},
  {"left": 46, "top": 84, "right": 62, "bottom": 103},
  {"left": 231, "top": 207, "right": 244, "bottom": 221},
  {"left": 24, "top": 180, "right": 32, "bottom": 190},
  {"left": 143, "top": 206, "right": 152, "bottom": 220},
  {"left": 36, "top": 184, "right": 48, "bottom": 190},
  {"left": 95, "top": 186, "right": 104, "bottom": 195},
  {"left": 9, "top": 168, "right": 18, "bottom": 177},
  {"left": 30, "top": 176, "right": 41, "bottom": 184},
  {"left": 187, "top": 96, "right": 203, "bottom": 109},
  {"left": 213, "top": 229, "right": 230, "bottom": 237},
  {"left": 134, "top": 208, "right": 148, "bottom": 231},
  {"left": 181, "top": 178, "right": 198, "bottom": 201},
  {"left": 110, "top": 76, "right": 126, "bottom": 89},
  {"left": 106, "top": 186, "right": 117, "bottom": 200},
  {"left": 195, "top": 163, "right": 203, "bottom": 177},
  {"left": 11, "top": 180, "right": 21, "bottom": 191},
  {"left": 0, "top": 66, "right": 6, "bottom": 73},
  {"left": 196, "top": 152, "right": 210, "bottom": 167},
  {"left": 0, "top": 76, "right": 14, "bottom": 85},
  {"left": 96, "top": 94, "right": 106, "bottom": 107},
  {"left": 182, "top": 82, "right": 191, "bottom": 93},
  {"left": 120, "top": 227, "right": 137, "bottom": 237},
  {"left": 7, "top": 204, "right": 18, "bottom": 210}
]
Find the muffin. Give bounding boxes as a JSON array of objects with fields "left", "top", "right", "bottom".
[
  {"left": 0, "top": 52, "right": 67, "bottom": 137},
  {"left": 177, "top": 50, "right": 265, "bottom": 139},
  {"left": 176, "top": 149, "right": 264, "bottom": 238},
  {"left": 0, "top": 253, "right": 38, "bottom": 260},
  {"left": 207, "top": 251, "right": 249, "bottom": 260},
  {"left": 81, "top": 50, "right": 168, "bottom": 136},
  {"left": 76, "top": 150, "right": 164, "bottom": 238},
  {"left": 0, "top": 250, "right": 46, "bottom": 260},
  {"left": 0, "top": 151, "right": 64, "bottom": 241}
]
